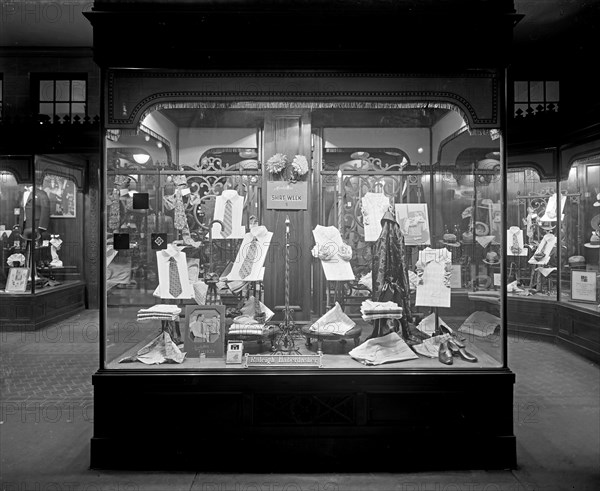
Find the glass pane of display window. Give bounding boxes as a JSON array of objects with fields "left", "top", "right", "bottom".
[
  {"left": 39, "top": 80, "right": 54, "bottom": 101},
  {"left": 55, "top": 80, "right": 70, "bottom": 101},
  {"left": 559, "top": 157, "right": 600, "bottom": 311},
  {"left": 71, "top": 80, "right": 86, "bottom": 101},
  {"left": 506, "top": 168, "right": 559, "bottom": 302},
  {"left": 104, "top": 104, "right": 504, "bottom": 371}
]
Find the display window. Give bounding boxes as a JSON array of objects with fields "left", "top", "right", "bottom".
[
  {"left": 103, "top": 80, "right": 506, "bottom": 371},
  {"left": 560, "top": 155, "right": 600, "bottom": 310},
  {"left": 0, "top": 156, "right": 84, "bottom": 294}
]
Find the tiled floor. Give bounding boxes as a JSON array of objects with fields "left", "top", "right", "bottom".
[{"left": 1, "top": 309, "right": 599, "bottom": 491}]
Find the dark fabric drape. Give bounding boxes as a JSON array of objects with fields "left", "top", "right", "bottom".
[{"left": 371, "top": 210, "right": 412, "bottom": 339}]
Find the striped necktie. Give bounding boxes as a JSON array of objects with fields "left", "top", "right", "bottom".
[
  {"left": 168, "top": 256, "right": 182, "bottom": 297},
  {"left": 222, "top": 199, "right": 233, "bottom": 238}
]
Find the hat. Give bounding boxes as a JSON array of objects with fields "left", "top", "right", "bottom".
[
  {"left": 21, "top": 228, "right": 41, "bottom": 241},
  {"left": 239, "top": 149, "right": 258, "bottom": 159},
  {"left": 477, "top": 158, "right": 500, "bottom": 171},
  {"left": 585, "top": 231, "right": 600, "bottom": 249},
  {"left": 568, "top": 255, "right": 586, "bottom": 267},
  {"left": 483, "top": 251, "right": 500, "bottom": 265},
  {"left": 474, "top": 221, "right": 490, "bottom": 236},
  {"left": 442, "top": 233, "right": 461, "bottom": 248},
  {"left": 350, "top": 151, "right": 370, "bottom": 160}
]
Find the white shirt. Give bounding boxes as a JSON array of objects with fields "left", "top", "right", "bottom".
[
  {"left": 361, "top": 192, "right": 392, "bottom": 242},
  {"left": 312, "top": 225, "right": 354, "bottom": 281},
  {"left": 226, "top": 225, "right": 272, "bottom": 281},
  {"left": 507, "top": 226, "right": 527, "bottom": 256},
  {"left": 156, "top": 244, "right": 193, "bottom": 299},
  {"left": 540, "top": 193, "right": 566, "bottom": 222},
  {"left": 528, "top": 233, "right": 556, "bottom": 266},
  {"left": 211, "top": 190, "right": 246, "bottom": 239},
  {"left": 415, "top": 247, "right": 452, "bottom": 308}
]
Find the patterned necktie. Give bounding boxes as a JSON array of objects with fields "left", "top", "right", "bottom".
[
  {"left": 108, "top": 189, "right": 120, "bottom": 230},
  {"left": 168, "top": 256, "right": 182, "bottom": 297},
  {"left": 222, "top": 199, "right": 233, "bottom": 238},
  {"left": 239, "top": 237, "right": 259, "bottom": 279},
  {"left": 173, "top": 188, "right": 187, "bottom": 231},
  {"left": 511, "top": 230, "right": 521, "bottom": 254}
]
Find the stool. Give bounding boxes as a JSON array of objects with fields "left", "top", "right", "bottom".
[{"left": 301, "top": 324, "right": 362, "bottom": 354}]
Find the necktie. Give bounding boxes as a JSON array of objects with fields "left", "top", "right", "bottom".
[
  {"left": 168, "top": 256, "right": 182, "bottom": 297},
  {"left": 108, "top": 189, "right": 120, "bottom": 230},
  {"left": 239, "top": 237, "right": 259, "bottom": 279},
  {"left": 173, "top": 189, "right": 187, "bottom": 231},
  {"left": 222, "top": 199, "right": 233, "bottom": 238},
  {"left": 511, "top": 230, "right": 521, "bottom": 254}
]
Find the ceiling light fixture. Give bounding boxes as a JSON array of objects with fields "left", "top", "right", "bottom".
[{"left": 133, "top": 153, "right": 151, "bottom": 164}]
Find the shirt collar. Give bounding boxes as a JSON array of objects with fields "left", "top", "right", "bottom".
[
  {"left": 314, "top": 225, "right": 341, "bottom": 243},
  {"left": 222, "top": 189, "right": 241, "bottom": 200},
  {"left": 249, "top": 225, "right": 269, "bottom": 240},
  {"left": 161, "top": 244, "right": 183, "bottom": 258}
]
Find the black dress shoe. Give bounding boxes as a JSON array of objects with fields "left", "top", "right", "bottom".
[
  {"left": 438, "top": 341, "right": 453, "bottom": 365},
  {"left": 448, "top": 336, "right": 465, "bottom": 348}
]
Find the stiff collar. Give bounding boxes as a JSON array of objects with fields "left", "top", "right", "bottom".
[
  {"left": 160, "top": 244, "right": 184, "bottom": 259},
  {"left": 249, "top": 225, "right": 269, "bottom": 240},
  {"left": 221, "top": 189, "right": 242, "bottom": 200},
  {"left": 313, "top": 225, "right": 342, "bottom": 244}
]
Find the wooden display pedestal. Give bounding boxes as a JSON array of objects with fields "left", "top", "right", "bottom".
[
  {"left": 90, "top": 369, "right": 516, "bottom": 472},
  {"left": 0, "top": 280, "right": 86, "bottom": 331}
]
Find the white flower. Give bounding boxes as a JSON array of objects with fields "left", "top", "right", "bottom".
[
  {"left": 291, "top": 155, "right": 309, "bottom": 176},
  {"left": 265, "top": 153, "right": 288, "bottom": 174}
]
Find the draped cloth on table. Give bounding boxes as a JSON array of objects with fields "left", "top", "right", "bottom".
[{"left": 370, "top": 210, "right": 412, "bottom": 339}]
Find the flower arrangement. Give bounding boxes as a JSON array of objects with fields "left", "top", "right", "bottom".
[
  {"left": 291, "top": 155, "right": 309, "bottom": 176},
  {"left": 265, "top": 153, "right": 288, "bottom": 174},
  {"left": 265, "top": 153, "right": 309, "bottom": 181}
]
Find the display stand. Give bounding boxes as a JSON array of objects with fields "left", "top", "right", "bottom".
[
  {"left": 273, "top": 216, "right": 301, "bottom": 353},
  {"left": 302, "top": 280, "right": 363, "bottom": 354}
]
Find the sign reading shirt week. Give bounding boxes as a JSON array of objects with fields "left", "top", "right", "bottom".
[{"left": 266, "top": 181, "right": 308, "bottom": 210}]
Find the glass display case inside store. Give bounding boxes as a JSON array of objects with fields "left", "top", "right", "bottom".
[
  {"left": 0, "top": 156, "right": 84, "bottom": 296},
  {"left": 104, "top": 103, "right": 505, "bottom": 370},
  {"left": 505, "top": 158, "right": 600, "bottom": 312}
]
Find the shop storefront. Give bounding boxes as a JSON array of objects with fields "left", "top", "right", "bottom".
[{"left": 85, "top": 0, "right": 518, "bottom": 471}]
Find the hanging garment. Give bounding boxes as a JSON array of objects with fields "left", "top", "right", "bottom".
[
  {"left": 361, "top": 192, "right": 391, "bottom": 242},
  {"left": 415, "top": 247, "right": 452, "bottom": 308},
  {"left": 371, "top": 210, "right": 413, "bottom": 338},
  {"left": 312, "top": 225, "right": 355, "bottom": 281},
  {"left": 226, "top": 225, "right": 273, "bottom": 281},
  {"left": 211, "top": 190, "right": 245, "bottom": 239},
  {"left": 156, "top": 244, "right": 193, "bottom": 299}
]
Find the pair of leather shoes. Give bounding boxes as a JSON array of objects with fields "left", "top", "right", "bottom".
[{"left": 438, "top": 339, "right": 478, "bottom": 365}]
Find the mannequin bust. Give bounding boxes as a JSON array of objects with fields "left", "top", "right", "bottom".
[{"left": 19, "top": 184, "right": 50, "bottom": 235}]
